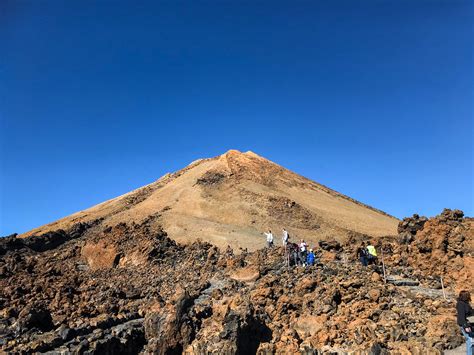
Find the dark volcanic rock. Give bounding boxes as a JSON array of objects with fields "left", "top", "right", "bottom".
[
  {"left": 196, "top": 170, "right": 227, "bottom": 186},
  {"left": 16, "top": 305, "right": 54, "bottom": 333},
  {"left": 0, "top": 234, "right": 23, "bottom": 256},
  {"left": 397, "top": 214, "right": 428, "bottom": 244},
  {"left": 438, "top": 208, "right": 464, "bottom": 222},
  {"left": 0, "top": 220, "right": 101, "bottom": 256},
  {"left": 144, "top": 290, "right": 195, "bottom": 354},
  {"left": 318, "top": 239, "right": 342, "bottom": 251}
]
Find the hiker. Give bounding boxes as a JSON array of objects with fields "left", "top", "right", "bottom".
[
  {"left": 366, "top": 243, "right": 377, "bottom": 265},
  {"left": 282, "top": 228, "right": 289, "bottom": 257},
  {"left": 306, "top": 248, "right": 315, "bottom": 266},
  {"left": 299, "top": 240, "right": 308, "bottom": 265},
  {"left": 357, "top": 243, "right": 369, "bottom": 266},
  {"left": 225, "top": 245, "right": 234, "bottom": 258},
  {"left": 285, "top": 242, "right": 295, "bottom": 266},
  {"left": 282, "top": 228, "right": 289, "bottom": 247},
  {"left": 457, "top": 290, "right": 473, "bottom": 355},
  {"left": 291, "top": 242, "right": 300, "bottom": 266},
  {"left": 264, "top": 230, "right": 274, "bottom": 248}
]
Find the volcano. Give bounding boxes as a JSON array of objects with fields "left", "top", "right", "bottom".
[
  {"left": 3, "top": 152, "right": 471, "bottom": 354},
  {"left": 21, "top": 150, "right": 398, "bottom": 249}
]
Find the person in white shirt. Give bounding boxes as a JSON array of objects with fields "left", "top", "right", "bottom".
[
  {"left": 299, "top": 239, "right": 308, "bottom": 265},
  {"left": 264, "top": 230, "right": 274, "bottom": 248},
  {"left": 282, "top": 228, "right": 289, "bottom": 246},
  {"left": 299, "top": 239, "right": 307, "bottom": 252}
]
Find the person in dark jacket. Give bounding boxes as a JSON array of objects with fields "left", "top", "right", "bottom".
[
  {"left": 357, "top": 243, "right": 368, "bottom": 266},
  {"left": 456, "top": 290, "right": 473, "bottom": 355}
]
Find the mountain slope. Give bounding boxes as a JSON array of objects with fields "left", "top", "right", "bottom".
[{"left": 21, "top": 150, "right": 398, "bottom": 250}]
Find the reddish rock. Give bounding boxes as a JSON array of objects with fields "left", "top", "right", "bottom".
[{"left": 81, "top": 241, "right": 119, "bottom": 270}]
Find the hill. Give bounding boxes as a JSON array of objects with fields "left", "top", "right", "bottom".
[{"left": 21, "top": 150, "right": 398, "bottom": 249}]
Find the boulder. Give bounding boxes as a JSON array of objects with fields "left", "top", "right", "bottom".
[
  {"left": 81, "top": 241, "right": 120, "bottom": 270},
  {"left": 229, "top": 266, "right": 260, "bottom": 283},
  {"left": 294, "top": 315, "right": 325, "bottom": 338},
  {"left": 368, "top": 289, "right": 380, "bottom": 302}
]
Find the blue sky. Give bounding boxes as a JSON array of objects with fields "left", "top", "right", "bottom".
[{"left": 1, "top": 0, "right": 472, "bottom": 235}]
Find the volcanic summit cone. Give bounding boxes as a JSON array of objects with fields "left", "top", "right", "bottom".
[{"left": 22, "top": 150, "right": 398, "bottom": 249}]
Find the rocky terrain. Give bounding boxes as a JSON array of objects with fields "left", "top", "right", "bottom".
[
  {"left": 1, "top": 208, "right": 472, "bottom": 354},
  {"left": 19, "top": 150, "right": 398, "bottom": 250}
]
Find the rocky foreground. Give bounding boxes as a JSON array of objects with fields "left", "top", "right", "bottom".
[{"left": 0, "top": 209, "right": 472, "bottom": 354}]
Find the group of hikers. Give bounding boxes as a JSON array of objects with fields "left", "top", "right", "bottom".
[
  {"left": 263, "top": 228, "right": 316, "bottom": 267},
  {"left": 263, "top": 229, "right": 380, "bottom": 268}
]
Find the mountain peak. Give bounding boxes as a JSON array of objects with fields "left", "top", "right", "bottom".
[
  {"left": 221, "top": 149, "right": 263, "bottom": 160},
  {"left": 221, "top": 149, "right": 264, "bottom": 158},
  {"left": 222, "top": 149, "right": 242, "bottom": 155}
]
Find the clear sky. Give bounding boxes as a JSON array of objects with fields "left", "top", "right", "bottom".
[{"left": 1, "top": 0, "right": 473, "bottom": 236}]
